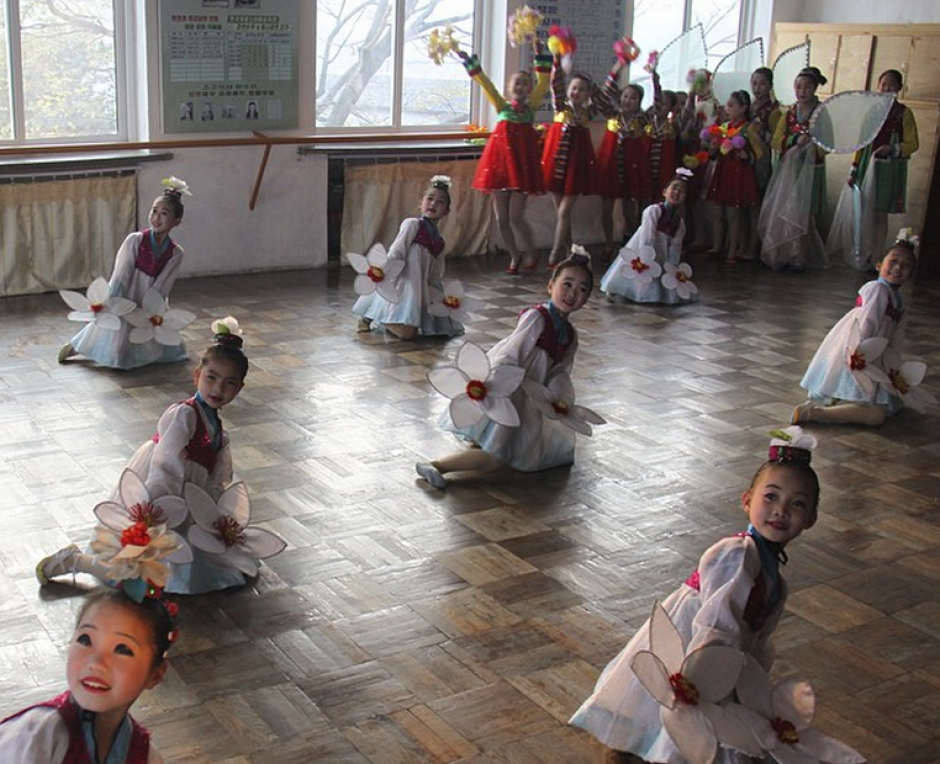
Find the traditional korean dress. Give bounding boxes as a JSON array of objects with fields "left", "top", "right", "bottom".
[
  {"left": 570, "top": 529, "right": 787, "bottom": 762},
  {"left": 850, "top": 99, "right": 919, "bottom": 214},
  {"left": 594, "top": 68, "right": 650, "bottom": 202},
  {"left": 600, "top": 201, "right": 689, "bottom": 305},
  {"left": 465, "top": 52, "right": 552, "bottom": 194},
  {"left": 706, "top": 118, "right": 761, "bottom": 207},
  {"left": 751, "top": 97, "right": 782, "bottom": 197},
  {"left": 441, "top": 303, "right": 578, "bottom": 472},
  {"left": 352, "top": 217, "right": 464, "bottom": 337},
  {"left": 541, "top": 59, "right": 600, "bottom": 196},
  {"left": 800, "top": 278, "right": 906, "bottom": 414},
  {"left": 0, "top": 691, "right": 162, "bottom": 764},
  {"left": 68, "top": 230, "right": 188, "bottom": 370}
]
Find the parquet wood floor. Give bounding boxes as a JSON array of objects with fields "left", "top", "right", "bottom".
[{"left": 1, "top": 252, "right": 939, "bottom": 763}]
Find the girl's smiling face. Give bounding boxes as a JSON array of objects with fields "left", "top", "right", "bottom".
[
  {"left": 794, "top": 75, "right": 817, "bottom": 104},
  {"left": 67, "top": 601, "right": 166, "bottom": 724},
  {"left": 751, "top": 72, "right": 771, "bottom": 99},
  {"left": 663, "top": 179, "right": 687, "bottom": 207},
  {"left": 877, "top": 72, "right": 901, "bottom": 94},
  {"left": 148, "top": 198, "right": 181, "bottom": 236},
  {"left": 620, "top": 86, "right": 641, "bottom": 115},
  {"left": 743, "top": 465, "right": 817, "bottom": 546},
  {"left": 420, "top": 187, "right": 450, "bottom": 221},
  {"left": 194, "top": 356, "right": 245, "bottom": 409},
  {"left": 548, "top": 265, "right": 591, "bottom": 315},
  {"left": 567, "top": 76, "right": 590, "bottom": 108},
  {"left": 509, "top": 71, "right": 533, "bottom": 103},
  {"left": 726, "top": 95, "right": 746, "bottom": 121},
  {"left": 878, "top": 247, "right": 915, "bottom": 286}
]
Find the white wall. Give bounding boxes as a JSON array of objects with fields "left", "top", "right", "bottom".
[
  {"left": 797, "top": 0, "right": 940, "bottom": 24},
  {"left": 136, "top": 146, "right": 329, "bottom": 277}
]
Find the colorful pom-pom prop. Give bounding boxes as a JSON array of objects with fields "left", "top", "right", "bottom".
[
  {"left": 686, "top": 67, "right": 712, "bottom": 96},
  {"left": 427, "top": 26, "right": 462, "bottom": 65},
  {"left": 507, "top": 5, "right": 541, "bottom": 48},
  {"left": 547, "top": 25, "right": 577, "bottom": 57},
  {"left": 613, "top": 36, "right": 641, "bottom": 65},
  {"left": 644, "top": 50, "right": 659, "bottom": 73}
]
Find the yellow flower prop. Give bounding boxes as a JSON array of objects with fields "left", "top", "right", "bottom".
[
  {"left": 508, "top": 5, "right": 541, "bottom": 47},
  {"left": 427, "top": 26, "right": 461, "bottom": 65}
]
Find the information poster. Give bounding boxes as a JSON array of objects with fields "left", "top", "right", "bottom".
[
  {"left": 530, "top": 0, "right": 627, "bottom": 121},
  {"left": 160, "top": 0, "right": 299, "bottom": 133}
]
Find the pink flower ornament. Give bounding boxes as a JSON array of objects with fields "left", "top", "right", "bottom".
[
  {"left": 733, "top": 657, "right": 865, "bottom": 764},
  {"left": 619, "top": 244, "right": 662, "bottom": 284},
  {"left": 348, "top": 243, "right": 404, "bottom": 303},
  {"left": 428, "top": 279, "right": 476, "bottom": 324},
  {"left": 59, "top": 277, "right": 136, "bottom": 330},
  {"left": 630, "top": 602, "right": 761, "bottom": 764},
  {"left": 428, "top": 341, "right": 525, "bottom": 428},
  {"left": 522, "top": 379, "right": 606, "bottom": 436},
  {"left": 661, "top": 262, "right": 698, "bottom": 301},
  {"left": 880, "top": 348, "right": 936, "bottom": 414},
  {"left": 186, "top": 482, "right": 287, "bottom": 577},
  {"left": 127, "top": 288, "right": 196, "bottom": 346}
]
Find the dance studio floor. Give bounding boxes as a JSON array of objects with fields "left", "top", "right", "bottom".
[{"left": 1, "top": 252, "right": 938, "bottom": 763}]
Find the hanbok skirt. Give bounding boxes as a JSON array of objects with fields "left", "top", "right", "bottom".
[
  {"left": 707, "top": 154, "right": 759, "bottom": 206},
  {"left": 473, "top": 121, "right": 545, "bottom": 194},
  {"left": 542, "top": 122, "right": 595, "bottom": 196}
]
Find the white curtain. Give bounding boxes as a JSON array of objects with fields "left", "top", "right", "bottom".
[
  {"left": 0, "top": 173, "right": 136, "bottom": 296},
  {"left": 341, "top": 159, "right": 492, "bottom": 261}
]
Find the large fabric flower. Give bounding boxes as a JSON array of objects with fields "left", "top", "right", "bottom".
[
  {"left": 90, "top": 469, "right": 192, "bottom": 588},
  {"left": 844, "top": 321, "right": 889, "bottom": 397},
  {"left": 127, "top": 288, "right": 196, "bottom": 346},
  {"left": 428, "top": 341, "right": 525, "bottom": 428},
  {"left": 186, "top": 482, "right": 287, "bottom": 576},
  {"left": 348, "top": 243, "right": 404, "bottom": 303},
  {"left": 619, "top": 245, "right": 662, "bottom": 284},
  {"left": 59, "top": 277, "right": 136, "bottom": 330},
  {"left": 661, "top": 262, "right": 698, "bottom": 301},
  {"left": 522, "top": 379, "right": 605, "bottom": 436},
  {"left": 880, "top": 349, "right": 936, "bottom": 413},
  {"left": 734, "top": 657, "right": 865, "bottom": 764},
  {"left": 630, "top": 602, "right": 761, "bottom": 764},
  {"left": 428, "top": 279, "right": 475, "bottom": 324}
]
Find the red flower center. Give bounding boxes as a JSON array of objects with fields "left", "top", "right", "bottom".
[
  {"left": 212, "top": 516, "right": 246, "bottom": 548},
  {"left": 676, "top": 271, "right": 689, "bottom": 283},
  {"left": 771, "top": 716, "right": 799, "bottom": 744},
  {"left": 443, "top": 295, "right": 461, "bottom": 309},
  {"left": 90, "top": 303, "right": 104, "bottom": 313},
  {"left": 669, "top": 672, "right": 699, "bottom": 705},
  {"left": 888, "top": 368, "right": 909, "bottom": 394},
  {"left": 631, "top": 258, "right": 649, "bottom": 273},
  {"left": 367, "top": 265, "right": 385, "bottom": 282},
  {"left": 149, "top": 314, "right": 164, "bottom": 327},
  {"left": 466, "top": 379, "right": 487, "bottom": 401},
  {"left": 129, "top": 501, "right": 166, "bottom": 527},
  {"left": 552, "top": 399, "right": 569, "bottom": 415},
  {"left": 849, "top": 350, "right": 866, "bottom": 370},
  {"left": 120, "top": 521, "right": 152, "bottom": 548}
]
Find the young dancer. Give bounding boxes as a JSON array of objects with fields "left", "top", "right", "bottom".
[
  {"left": 750, "top": 66, "right": 782, "bottom": 258},
  {"left": 845, "top": 69, "right": 920, "bottom": 267},
  {"left": 459, "top": 41, "right": 552, "bottom": 273},
  {"left": 39, "top": 318, "right": 285, "bottom": 594},
  {"left": 59, "top": 178, "right": 190, "bottom": 370},
  {"left": 416, "top": 251, "right": 593, "bottom": 489},
  {"left": 706, "top": 90, "right": 761, "bottom": 262},
  {"left": 759, "top": 67, "right": 829, "bottom": 271},
  {"left": 352, "top": 176, "right": 464, "bottom": 339},
  {"left": 570, "top": 428, "right": 820, "bottom": 761},
  {"left": 0, "top": 587, "right": 173, "bottom": 762},
  {"left": 794, "top": 233, "right": 925, "bottom": 426},
  {"left": 600, "top": 169, "right": 693, "bottom": 304},
  {"left": 541, "top": 59, "right": 602, "bottom": 268}
]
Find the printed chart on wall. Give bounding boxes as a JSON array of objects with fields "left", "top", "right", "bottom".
[
  {"left": 160, "top": 0, "right": 299, "bottom": 133},
  {"left": 530, "top": 0, "right": 627, "bottom": 122}
]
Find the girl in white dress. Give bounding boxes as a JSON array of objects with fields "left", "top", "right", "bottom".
[
  {"left": 600, "top": 170, "right": 693, "bottom": 305},
  {"left": 59, "top": 178, "right": 190, "bottom": 369},
  {"left": 352, "top": 176, "right": 464, "bottom": 340},
  {"left": 0, "top": 586, "right": 172, "bottom": 763},
  {"left": 415, "top": 252, "right": 593, "bottom": 489},
  {"left": 570, "top": 431, "right": 820, "bottom": 762}
]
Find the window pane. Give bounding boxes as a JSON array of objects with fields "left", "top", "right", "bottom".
[
  {"left": 0, "top": 1, "right": 11, "bottom": 140},
  {"left": 400, "top": 0, "right": 473, "bottom": 127},
  {"left": 316, "top": 0, "right": 394, "bottom": 128},
  {"left": 690, "top": 0, "right": 741, "bottom": 68},
  {"left": 20, "top": 0, "right": 117, "bottom": 139},
  {"left": 631, "top": 0, "right": 685, "bottom": 108}
]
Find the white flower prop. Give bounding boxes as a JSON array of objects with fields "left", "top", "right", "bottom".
[
  {"left": 733, "top": 657, "right": 865, "bottom": 764},
  {"left": 630, "top": 602, "right": 761, "bottom": 764},
  {"left": 522, "top": 379, "right": 606, "bottom": 436},
  {"left": 161, "top": 176, "right": 192, "bottom": 196},
  {"left": 845, "top": 322, "right": 889, "bottom": 397},
  {"left": 430, "top": 174, "right": 452, "bottom": 189},
  {"left": 768, "top": 426, "right": 818, "bottom": 452},
  {"left": 619, "top": 245, "right": 663, "bottom": 284},
  {"left": 661, "top": 262, "right": 699, "bottom": 301},
  {"left": 90, "top": 470, "right": 193, "bottom": 588},
  {"left": 428, "top": 341, "right": 525, "bottom": 428},
  {"left": 59, "top": 277, "right": 136, "bottom": 330},
  {"left": 880, "top": 349, "right": 937, "bottom": 414},
  {"left": 127, "top": 289, "right": 196, "bottom": 346},
  {"left": 347, "top": 243, "right": 404, "bottom": 303},
  {"left": 211, "top": 315, "right": 242, "bottom": 337},
  {"left": 186, "top": 482, "right": 287, "bottom": 577},
  {"left": 428, "top": 279, "right": 476, "bottom": 324}
]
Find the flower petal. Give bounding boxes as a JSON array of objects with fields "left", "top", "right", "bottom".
[
  {"left": 60, "top": 290, "right": 91, "bottom": 312},
  {"left": 899, "top": 360, "right": 927, "bottom": 387},
  {"left": 383, "top": 259, "right": 405, "bottom": 280},
  {"left": 456, "top": 341, "right": 491, "bottom": 381},
  {"left": 364, "top": 242, "right": 388, "bottom": 267},
  {"left": 151, "top": 495, "right": 189, "bottom": 529},
  {"left": 141, "top": 288, "right": 166, "bottom": 316},
  {"left": 128, "top": 326, "right": 154, "bottom": 344},
  {"left": 735, "top": 657, "right": 774, "bottom": 719},
  {"left": 217, "top": 482, "right": 252, "bottom": 526},
  {"left": 683, "top": 645, "right": 745, "bottom": 702},
  {"left": 163, "top": 309, "right": 196, "bottom": 330},
  {"left": 661, "top": 704, "right": 718, "bottom": 764},
  {"left": 223, "top": 546, "right": 262, "bottom": 576},
  {"left": 449, "top": 395, "right": 486, "bottom": 429},
  {"left": 94, "top": 501, "right": 131, "bottom": 531},
  {"left": 185, "top": 482, "right": 221, "bottom": 531},
  {"left": 188, "top": 524, "right": 227, "bottom": 554},
  {"left": 700, "top": 702, "right": 762, "bottom": 756},
  {"left": 481, "top": 395, "right": 521, "bottom": 427},
  {"left": 648, "top": 600, "right": 684, "bottom": 673},
  {"left": 66, "top": 310, "right": 95, "bottom": 323},
  {"left": 796, "top": 727, "right": 866, "bottom": 764},
  {"left": 118, "top": 469, "right": 150, "bottom": 509},
  {"left": 375, "top": 279, "right": 403, "bottom": 304},
  {"left": 153, "top": 325, "right": 183, "bottom": 346},
  {"left": 242, "top": 527, "right": 288, "bottom": 559},
  {"left": 428, "top": 367, "right": 470, "bottom": 400},
  {"left": 630, "top": 650, "right": 674, "bottom": 707},
  {"left": 347, "top": 251, "right": 369, "bottom": 274},
  {"left": 126, "top": 309, "right": 151, "bottom": 329},
  {"left": 86, "top": 277, "right": 111, "bottom": 304},
  {"left": 486, "top": 365, "right": 525, "bottom": 397},
  {"left": 95, "top": 313, "right": 123, "bottom": 331},
  {"left": 571, "top": 404, "right": 606, "bottom": 425},
  {"left": 108, "top": 297, "right": 137, "bottom": 316},
  {"left": 772, "top": 679, "right": 815, "bottom": 730},
  {"left": 353, "top": 273, "right": 377, "bottom": 296}
]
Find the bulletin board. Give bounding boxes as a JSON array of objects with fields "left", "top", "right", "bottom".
[{"left": 160, "top": 0, "right": 299, "bottom": 133}]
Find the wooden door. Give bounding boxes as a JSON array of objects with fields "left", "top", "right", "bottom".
[{"left": 835, "top": 35, "right": 873, "bottom": 91}]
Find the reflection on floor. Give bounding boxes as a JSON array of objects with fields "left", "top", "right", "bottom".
[{"left": 1, "top": 253, "right": 938, "bottom": 763}]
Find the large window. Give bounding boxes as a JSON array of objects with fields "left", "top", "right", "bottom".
[
  {"left": 633, "top": 0, "right": 742, "bottom": 70},
  {"left": 0, "top": 0, "right": 121, "bottom": 143},
  {"left": 315, "top": 0, "right": 476, "bottom": 130}
]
